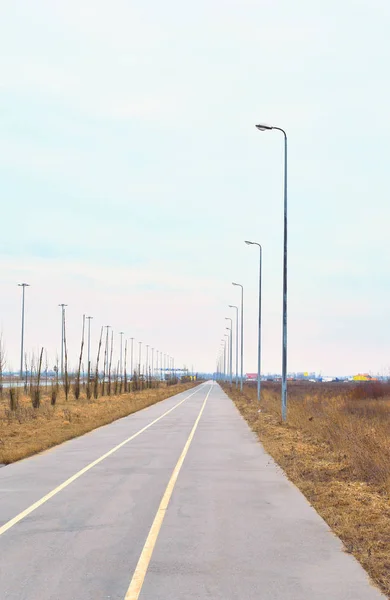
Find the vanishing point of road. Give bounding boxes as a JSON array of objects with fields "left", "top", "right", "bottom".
[{"left": 0, "top": 382, "right": 384, "bottom": 599}]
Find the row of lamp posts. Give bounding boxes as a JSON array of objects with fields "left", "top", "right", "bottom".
[{"left": 217, "top": 122, "right": 288, "bottom": 421}]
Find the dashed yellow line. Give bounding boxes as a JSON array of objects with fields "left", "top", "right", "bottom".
[
  {"left": 124, "top": 383, "right": 213, "bottom": 600},
  {"left": 0, "top": 385, "right": 206, "bottom": 538}
]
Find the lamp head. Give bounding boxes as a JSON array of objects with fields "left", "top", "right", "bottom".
[
  {"left": 256, "top": 123, "right": 273, "bottom": 131},
  {"left": 245, "top": 240, "right": 254, "bottom": 246}
]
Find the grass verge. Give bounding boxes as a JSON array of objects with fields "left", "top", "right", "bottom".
[
  {"left": 222, "top": 382, "right": 390, "bottom": 598},
  {"left": 0, "top": 382, "right": 198, "bottom": 464}
]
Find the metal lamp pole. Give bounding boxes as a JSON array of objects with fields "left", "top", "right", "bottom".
[
  {"left": 228, "top": 305, "right": 239, "bottom": 387},
  {"left": 225, "top": 318, "right": 233, "bottom": 385},
  {"left": 221, "top": 340, "right": 226, "bottom": 381},
  {"left": 232, "top": 283, "right": 244, "bottom": 391},
  {"left": 256, "top": 123, "right": 288, "bottom": 420},
  {"left": 245, "top": 240, "right": 263, "bottom": 403},
  {"left": 224, "top": 333, "right": 230, "bottom": 383},
  {"left": 18, "top": 283, "right": 30, "bottom": 378},
  {"left": 138, "top": 341, "right": 142, "bottom": 375}
]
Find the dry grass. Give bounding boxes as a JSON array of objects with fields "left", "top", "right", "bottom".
[
  {"left": 223, "top": 382, "right": 390, "bottom": 598},
  {"left": 0, "top": 382, "right": 197, "bottom": 464}
]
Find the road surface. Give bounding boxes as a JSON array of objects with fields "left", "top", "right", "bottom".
[{"left": 0, "top": 382, "right": 384, "bottom": 599}]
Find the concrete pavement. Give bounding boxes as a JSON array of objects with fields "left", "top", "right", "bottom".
[{"left": 0, "top": 382, "right": 384, "bottom": 599}]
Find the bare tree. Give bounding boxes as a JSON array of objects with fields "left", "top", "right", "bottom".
[
  {"left": 94, "top": 327, "right": 103, "bottom": 399},
  {"left": 63, "top": 313, "right": 70, "bottom": 401},
  {"left": 51, "top": 356, "right": 59, "bottom": 406},
  {"left": 108, "top": 330, "right": 114, "bottom": 396},
  {"left": 0, "top": 333, "right": 5, "bottom": 398},
  {"left": 32, "top": 347, "right": 44, "bottom": 408},
  {"left": 123, "top": 339, "right": 127, "bottom": 393},
  {"left": 75, "top": 314, "right": 85, "bottom": 399}
]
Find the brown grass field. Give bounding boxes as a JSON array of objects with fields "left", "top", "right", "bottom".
[
  {"left": 0, "top": 381, "right": 197, "bottom": 464},
  {"left": 222, "top": 381, "right": 390, "bottom": 598}
]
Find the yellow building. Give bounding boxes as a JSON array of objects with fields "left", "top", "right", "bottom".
[{"left": 353, "top": 373, "right": 377, "bottom": 382}]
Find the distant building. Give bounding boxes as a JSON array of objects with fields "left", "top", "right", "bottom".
[{"left": 353, "top": 373, "right": 378, "bottom": 382}]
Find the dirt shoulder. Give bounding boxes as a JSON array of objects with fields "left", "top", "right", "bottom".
[
  {"left": 0, "top": 382, "right": 197, "bottom": 464},
  {"left": 222, "top": 383, "right": 390, "bottom": 598}
]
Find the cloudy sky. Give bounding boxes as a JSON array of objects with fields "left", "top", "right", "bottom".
[{"left": 1, "top": 0, "right": 390, "bottom": 376}]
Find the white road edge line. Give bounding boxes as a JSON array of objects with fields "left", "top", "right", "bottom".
[
  {"left": 0, "top": 384, "right": 207, "bottom": 538},
  {"left": 124, "top": 383, "right": 214, "bottom": 600}
]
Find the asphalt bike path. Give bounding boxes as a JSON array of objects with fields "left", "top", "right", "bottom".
[{"left": 0, "top": 382, "right": 384, "bottom": 599}]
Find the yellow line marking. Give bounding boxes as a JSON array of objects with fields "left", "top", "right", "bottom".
[
  {"left": 0, "top": 385, "right": 206, "bottom": 538},
  {"left": 124, "top": 383, "right": 214, "bottom": 600}
]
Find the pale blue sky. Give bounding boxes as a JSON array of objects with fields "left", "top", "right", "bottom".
[{"left": 1, "top": 0, "right": 390, "bottom": 375}]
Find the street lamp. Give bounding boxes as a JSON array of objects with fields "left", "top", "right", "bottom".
[
  {"left": 138, "top": 341, "right": 142, "bottom": 375},
  {"left": 225, "top": 318, "right": 233, "bottom": 386},
  {"left": 224, "top": 333, "right": 230, "bottom": 384},
  {"left": 256, "top": 123, "right": 288, "bottom": 420},
  {"left": 228, "top": 305, "right": 239, "bottom": 388},
  {"left": 245, "top": 240, "right": 263, "bottom": 403},
  {"left": 232, "top": 282, "right": 244, "bottom": 391},
  {"left": 18, "top": 283, "right": 30, "bottom": 378},
  {"left": 221, "top": 340, "right": 226, "bottom": 381}
]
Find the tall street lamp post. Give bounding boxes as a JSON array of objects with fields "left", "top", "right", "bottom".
[
  {"left": 228, "top": 305, "right": 239, "bottom": 387},
  {"left": 225, "top": 317, "right": 233, "bottom": 386},
  {"left": 221, "top": 340, "right": 226, "bottom": 381},
  {"left": 245, "top": 240, "right": 263, "bottom": 403},
  {"left": 256, "top": 123, "right": 288, "bottom": 420},
  {"left": 18, "top": 283, "right": 30, "bottom": 378},
  {"left": 224, "top": 333, "right": 230, "bottom": 383},
  {"left": 232, "top": 282, "right": 244, "bottom": 391}
]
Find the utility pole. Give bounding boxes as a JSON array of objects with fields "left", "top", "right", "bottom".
[
  {"left": 18, "top": 283, "right": 30, "bottom": 378},
  {"left": 58, "top": 304, "right": 67, "bottom": 378}
]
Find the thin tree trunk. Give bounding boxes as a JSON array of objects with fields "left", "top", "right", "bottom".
[
  {"left": 108, "top": 330, "right": 113, "bottom": 396},
  {"left": 75, "top": 314, "right": 85, "bottom": 399},
  {"left": 94, "top": 327, "right": 103, "bottom": 399},
  {"left": 123, "top": 339, "right": 127, "bottom": 393},
  {"left": 63, "top": 313, "right": 69, "bottom": 401}
]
